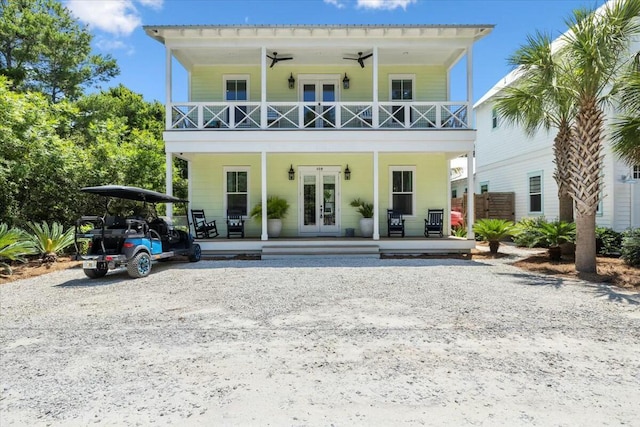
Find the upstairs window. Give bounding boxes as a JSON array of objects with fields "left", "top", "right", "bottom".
[
  {"left": 480, "top": 182, "right": 489, "bottom": 194},
  {"left": 492, "top": 107, "right": 499, "bottom": 129},
  {"left": 225, "top": 168, "right": 249, "bottom": 216},
  {"left": 634, "top": 165, "right": 640, "bottom": 179}
]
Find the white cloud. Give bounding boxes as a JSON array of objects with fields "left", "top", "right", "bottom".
[
  {"left": 324, "top": 0, "right": 347, "bottom": 9},
  {"left": 356, "top": 0, "right": 417, "bottom": 10},
  {"left": 65, "top": 0, "right": 163, "bottom": 36},
  {"left": 95, "top": 37, "right": 135, "bottom": 55}
]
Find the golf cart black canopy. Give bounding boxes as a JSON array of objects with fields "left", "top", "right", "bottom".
[{"left": 81, "top": 185, "right": 187, "bottom": 203}]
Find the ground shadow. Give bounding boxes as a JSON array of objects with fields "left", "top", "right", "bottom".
[
  {"left": 494, "top": 271, "right": 567, "bottom": 288},
  {"left": 590, "top": 284, "right": 640, "bottom": 305}
]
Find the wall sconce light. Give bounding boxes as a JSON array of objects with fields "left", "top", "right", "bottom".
[
  {"left": 288, "top": 164, "right": 295, "bottom": 180},
  {"left": 288, "top": 73, "right": 295, "bottom": 89},
  {"left": 344, "top": 164, "right": 351, "bottom": 180},
  {"left": 342, "top": 73, "right": 350, "bottom": 90}
]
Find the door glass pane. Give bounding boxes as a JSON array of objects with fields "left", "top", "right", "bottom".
[
  {"left": 322, "top": 84, "right": 336, "bottom": 128},
  {"left": 303, "top": 175, "right": 317, "bottom": 226},
  {"left": 323, "top": 175, "right": 336, "bottom": 226},
  {"left": 303, "top": 84, "right": 315, "bottom": 102}
]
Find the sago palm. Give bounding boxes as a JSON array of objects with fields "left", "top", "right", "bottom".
[
  {"left": 0, "top": 224, "right": 36, "bottom": 276},
  {"left": 560, "top": 0, "right": 640, "bottom": 272},
  {"left": 473, "top": 219, "right": 517, "bottom": 254},
  {"left": 26, "top": 221, "right": 75, "bottom": 265},
  {"left": 495, "top": 31, "right": 576, "bottom": 222}
]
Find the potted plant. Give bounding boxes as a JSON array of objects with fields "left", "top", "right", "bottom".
[
  {"left": 473, "top": 218, "right": 517, "bottom": 254},
  {"left": 350, "top": 198, "right": 374, "bottom": 238},
  {"left": 538, "top": 220, "right": 576, "bottom": 261},
  {"left": 250, "top": 196, "right": 290, "bottom": 238}
]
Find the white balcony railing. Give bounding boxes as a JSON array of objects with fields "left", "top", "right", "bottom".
[{"left": 169, "top": 101, "right": 470, "bottom": 130}]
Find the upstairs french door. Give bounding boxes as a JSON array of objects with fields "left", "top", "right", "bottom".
[
  {"left": 299, "top": 166, "right": 341, "bottom": 235},
  {"left": 300, "top": 79, "right": 337, "bottom": 128}
]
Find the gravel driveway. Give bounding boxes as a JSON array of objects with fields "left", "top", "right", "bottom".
[{"left": 1, "top": 250, "right": 639, "bottom": 426}]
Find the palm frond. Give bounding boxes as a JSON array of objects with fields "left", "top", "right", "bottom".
[
  {"left": 611, "top": 115, "right": 640, "bottom": 165},
  {"left": 26, "top": 222, "right": 75, "bottom": 257},
  {"left": 0, "top": 224, "right": 36, "bottom": 262}
]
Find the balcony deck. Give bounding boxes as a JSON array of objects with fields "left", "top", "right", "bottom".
[{"left": 169, "top": 101, "right": 469, "bottom": 131}]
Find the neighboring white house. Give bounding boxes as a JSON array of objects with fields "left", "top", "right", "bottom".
[
  {"left": 473, "top": 40, "right": 640, "bottom": 232},
  {"left": 144, "top": 24, "right": 494, "bottom": 256}
]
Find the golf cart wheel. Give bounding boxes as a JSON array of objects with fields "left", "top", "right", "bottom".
[
  {"left": 83, "top": 263, "right": 108, "bottom": 279},
  {"left": 188, "top": 243, "right": 201, "bottom": 262},
  {"left": 128, "top": 252, "right": 152, "bottom": 278}
]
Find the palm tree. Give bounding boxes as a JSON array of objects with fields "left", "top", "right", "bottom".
[
  {"left": 611, "top": 54, "right": 640, "bottom": 165},
  {"left": 494, "top": 31, "right": 576, "bottom": 222},
  {"left": 561, "top": 0, "right": 640, "bottom": 273}
]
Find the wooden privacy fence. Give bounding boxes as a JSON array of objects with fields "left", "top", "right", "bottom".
[{"left": 451, "top": 192, "right": 515, "bottom": 224}]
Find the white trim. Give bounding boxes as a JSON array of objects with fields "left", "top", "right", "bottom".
[
  {"left": 297, "top": 166, "right": 342, "bottom": 236},
  {"left": 389, "top": 166, "right": 417, "bottom": 217},
  {"left": 527, "top": 171, "right": 543, "bottom": 215},
  {"left": 223, "top": 166, "right": 250, "bottom": 217}
]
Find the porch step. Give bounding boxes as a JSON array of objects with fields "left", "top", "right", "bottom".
[{"left": 261, "top": 243, "right": 380, "bottom": 259}]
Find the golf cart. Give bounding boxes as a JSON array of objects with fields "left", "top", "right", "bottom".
[{"left": 74, "top": 185, "right": 201, "bottom": 279}]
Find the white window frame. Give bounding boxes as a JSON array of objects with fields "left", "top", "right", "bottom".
[
  {"left": 491, "top": 107, "right": 499, "bottom": 129},
  {"left": 388, "top": 74, "right": 415, "bottom": 101},
  {"left": 527, "top": 171, "right": 543, "bottom": 215},
  {"left": 223, "top": 75, "right": 250, "bottom": 101},
  {"left": 223, "top": 167, "right": 250, "bottom": 217},
  {"left": 389, "top": 166, "right": 416, "bottom": 217}
]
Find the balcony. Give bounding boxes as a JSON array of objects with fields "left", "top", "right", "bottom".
[{"left": 169, "top": 101, "right": 470, "bottom": 131}]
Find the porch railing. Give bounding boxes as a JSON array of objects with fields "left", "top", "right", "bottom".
[{"left": 169, "top": 101, "right": 470, "bottom": 130}]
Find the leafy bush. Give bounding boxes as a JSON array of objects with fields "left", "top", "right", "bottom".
[
  {"left": 538, "top": 221, "right": 576, "bottom": 247},
  {"left": 452, "top": 225, "right": 467, "bottom": 238},
  {"left": 596, "top": 227, "right": 622, "bottom": 256},
  {"left": 349, "top": 198, "right": 374, "bottom": 218},
  {"left": 26, "top": 222, "right": 75, "bottom": 264},
  {"left": 0, "top": 224, "right": 36, "bottom": 276},
  {"left": 512, "top": 216, "right": 548, "bottom": 248},
  {"left": 620, "top": 228, "right": 640, "bottom": 267},
  {"left": 250, "top": 196, "right": 290, "bottom": 220},
  {"left": 473, "top": 219, "right": 517, "bottom": 254}
]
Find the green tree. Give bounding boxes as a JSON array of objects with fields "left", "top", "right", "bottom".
[
  {"left": 611, "top": 55, "right": 640, "bottom": 165},
  {"left": 0, "top": 0, "right": 119, "bottom": 102},
  {"left": 561, "top": 0, "right": 640, "bottom": 273},
  {"left": 494, "top": 31, "right": 576, "bottom": 223}
]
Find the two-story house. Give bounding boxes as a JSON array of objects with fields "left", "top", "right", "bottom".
[{"left": 144, "top": 24, "right": 493, "bottom": 256}]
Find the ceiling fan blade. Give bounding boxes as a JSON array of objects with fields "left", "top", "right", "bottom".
[
  {"left": 343, "top": 57, "right": 358, "bottom": 61},
  {"left": 278, "top": 57, "right": 293, "bottom": 61},
  {"left": 361, "top": 53, "right": 373, "bottom": 60},
  {"left": 358, "top": 59, "right": 365, "bottom": 68}
]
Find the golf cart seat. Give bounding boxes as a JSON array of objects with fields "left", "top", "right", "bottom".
[{"left": 191, "top": 209, "right": 219, "bottom": 239}]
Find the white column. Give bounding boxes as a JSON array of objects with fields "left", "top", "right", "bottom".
[
  {"left": 447, "top": 158, "right": 452, "bottom": 236},
  {"left": 466, "top": 44, "right": 473, "bottom": 120},
  {"left": 466, "top": 152, "right": 475, "bottom": 240},
  {"left": 165, "top": 46, "right": 172, "bottom": 129},
  {"left": 373, "top": 151, "right": 380, "bottom": 240},
  {"left": 260, "top": 46, "right": 267, "bottom": 129},
  {"left": 165, "top": 152, "right": 173, "bottom": 220},
  {"left": 261, "top": 151, "right": 268, "bottom": 240},
  {"left": 372, "top": 46, "right": 379, "bottom": 128}
]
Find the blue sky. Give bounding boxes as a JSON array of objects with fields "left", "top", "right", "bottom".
[{"left": 64, "top": 0, "right": 607, "bottom": 103}]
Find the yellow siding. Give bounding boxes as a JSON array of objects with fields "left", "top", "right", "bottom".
[
  {"left": 190, "top": 65, "right": 448, "bottom": 102},
  {"left": 190, "top": 152, "right": 449, "bottom": 237}
]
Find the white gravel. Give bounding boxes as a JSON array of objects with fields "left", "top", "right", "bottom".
[{"left": 1, "top": 249, "right": 639, "bottom": 426}]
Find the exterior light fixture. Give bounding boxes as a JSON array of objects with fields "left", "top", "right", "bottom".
[
  {"left": 342, "top": 73, "right": 350, "bottom": 89},
  {"left": 288, "top": 164, "right": 295, "bottom": 180},
  {"left": 288, "top": 73, "right": 295, "bottom": 89},
  {"left": 344, "top": 164, "right": 351, "bottom": 180}
]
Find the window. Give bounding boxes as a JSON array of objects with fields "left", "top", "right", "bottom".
[
  {"left": 224, "top": 168, "right": 249, "bottom": 216},
  {"left": 528, "top": 173, "right": 543, "bottom": 213},
  {"left": 451, "top": 189, "right": 458, "bottom": 198},
  {"left": 634, "top": 165, "right": 640, "bottom": 179},
  {"left": 492, "top": 107, "right": 499, "bottom": 129},
  {"left": 480, "top": 182, "right": 489, "bottom": 194},
  {"left": 390, "top": 167, "right": 415, "bottom": 215}
]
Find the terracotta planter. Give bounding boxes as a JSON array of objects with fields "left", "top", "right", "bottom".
[{"left": 359, "top": 218, "right": 374, "bottom": 238}]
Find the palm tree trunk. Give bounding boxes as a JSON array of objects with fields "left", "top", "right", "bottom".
[
  {"left": 569, "top": 98, "right": 604, "bottom": 274},
  {"left": 553, "top": 124, "right": 574, "bottom": 222}
]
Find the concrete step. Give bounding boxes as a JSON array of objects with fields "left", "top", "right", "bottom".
[{"left": 261, "top": 243, "right": 379, "bottom": 259}]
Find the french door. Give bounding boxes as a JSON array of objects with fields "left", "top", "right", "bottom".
[
  {"left": 300, "top": 80, "right": 337, "bottom": 128},
  {"left": 299, "top": 166, "right": 341, "bottom": 235}
]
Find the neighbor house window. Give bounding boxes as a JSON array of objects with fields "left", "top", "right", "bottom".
[
  {"left": 492, "top": 107, "right": 499, "bottom": 129},
  {"left": 480, "top": 182, "right": 489, "bottom": 194},
  {"left": 528, "top": 172, "right": 543, "bottom": 214},
  {"left": 224, "top": 168, "right": 249, "bottom": 216},
  {"left": 452, "top": 189, "right": 458, "bottom": 198},
  {"left": 390, "top": 167, "right": 415, "bottom": 215},
  {"left": 634, "top": 165, "right": 640, "bottom": 179}
]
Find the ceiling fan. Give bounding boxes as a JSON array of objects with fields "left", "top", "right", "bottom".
[
  {"left": 343, "top": 51, "right": 373, "bottom": 68},
  {"left": 266, "top": 52, "right": 293, "bottom": 68}
]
